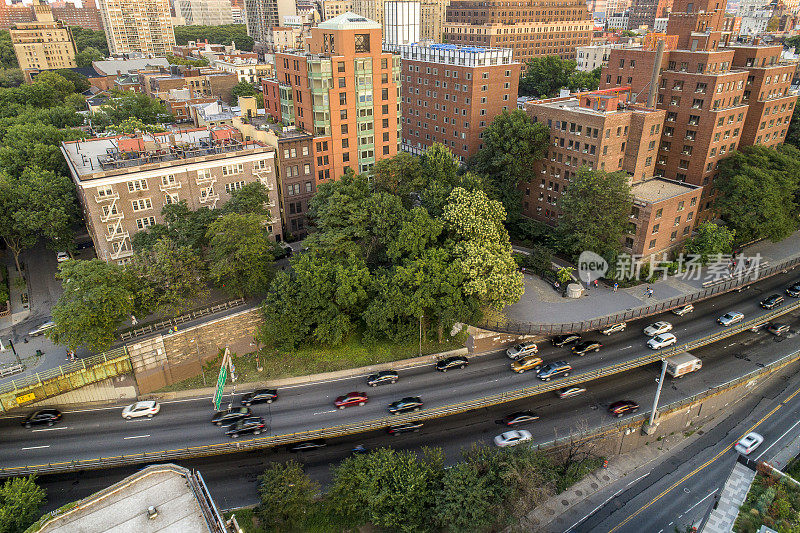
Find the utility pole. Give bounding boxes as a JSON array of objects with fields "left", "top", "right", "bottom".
[
  {"left": 418, "top": 314, "right": 423, "bottom": 357},
  {"left": 645, "top": 359, "right": 668, "bottom": 434}
]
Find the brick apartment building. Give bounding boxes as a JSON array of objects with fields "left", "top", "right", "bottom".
[
  {"left": 139, "top": 67, "right": 239, "bottom": 104},
  {"left": 61, "top": 127, "right": 281, "bottom": 262},
  {"left": 11, "top": 0, "right": 77, "bottom": 74},
  {"left": 522, "top": 88, "right": 701, "bottom": 258},
  {"left": 384, "top": 42, "right": 520, "bottom": 162},
  {"left": 49, "top": 0, "right": 104, "bottom": 31},
  {"left": 262, "top": 12, "right": 402, "bottom": 182},
  {"left": 442, "top": 0, "right": 594, "bottom": 61},
  {"left": 627, "top": 0, "right": 672, "bottom": 30}
]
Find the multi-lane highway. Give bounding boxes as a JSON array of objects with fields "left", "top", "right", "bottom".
[{"left": 1, "top": 267, "right": 799, "bottom": 471}]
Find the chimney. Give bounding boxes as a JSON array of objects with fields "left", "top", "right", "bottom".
[{"left": 646, "top": 39, "right": 666, "bottom": 108}]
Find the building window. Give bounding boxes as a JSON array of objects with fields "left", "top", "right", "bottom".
[
  {"left": 354, "top": 33, "right": 370, "bottom": 53},
  {"left": 652, "top": 224, "right": 660, "bottom": 234},
  {"left": 225, "top": 181, "right": 246, "bottom": 193},
  {"left": 131, "top": 198, "right": 152, "bottom": 212},
  {"left": 339, "top": 92, "right": 347, "bottom": 105},
  {"left": 127, "top": 179, "right": 148, "bottom": 192},
  {"left": 136, "top": 216, "right": 156, "bottom": 230}
]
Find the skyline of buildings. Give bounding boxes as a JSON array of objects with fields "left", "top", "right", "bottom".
[{"left": 97, "top": 0, "right": 176, "bottom": 57}]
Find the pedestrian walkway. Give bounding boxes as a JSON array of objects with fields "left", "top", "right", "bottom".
[
  {"left": 701, "top": 461, "right": 756, "bottom": 533},
  {"left": 505, "top": 231, "right": 800, "bottom": 327}
]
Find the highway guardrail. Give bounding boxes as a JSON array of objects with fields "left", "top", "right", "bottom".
[
  {"left": 119, "top": 297, "right": 247, "bottom": 341},
  {"left": 1, "top": 301, "right": 798, "bottom": 477},
  {"left": 479, "top": 256, "right": 800, "bottom": 335}
]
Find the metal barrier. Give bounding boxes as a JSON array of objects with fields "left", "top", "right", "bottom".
[
  {"left": 1, "top": 301, "right": 799, "bottom": 477},
  {"left": 119, "top": 298, "right": 248, "bottom": 341},
  {"left": 0, "top": 364, "right": 25, "bottom": 378},
  {"left": 0, "top": 347, "right": 130, "bottom": 413},
  {"left": 479, "top": 256, "right": 800, "bottom": 335}
]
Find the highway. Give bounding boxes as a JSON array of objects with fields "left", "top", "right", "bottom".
[
  {"left": 30, "top": 305, "right": 800, "bottom": 516},
  {"left": 1, "top": 267, "right": 799, "bottom": 472}
]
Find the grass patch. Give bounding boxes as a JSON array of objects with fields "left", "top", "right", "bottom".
[
  {"left": 734, "top": 470, "right": 800, "bottom": 533},
  {"left": 156, "top": 330, "right": 467, "bottom": 393},
  {"left": 223, "top": 502, "right": 356, "bottom": 533}
]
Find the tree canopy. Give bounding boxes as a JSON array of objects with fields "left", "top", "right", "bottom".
[
  {"left": 173, "top": 24, "right": 254, "bottom": 51},
  {"left": 519, "top": 56, "right": 601, "bottom": 98},
  {"left": 230, "top": 81, "right": 257, "bottom": 105},
  {"left": 786, "top": 97, "right": 800, "bottom": 149},
  {"left": 683, "top": 222, "right": 735, "bottom": 264},
  {"left": 0, "top": 475, "right": 46, "bottom": 533},
  {"left": 70, "top": 27, "right": 109, "bottom": 55}
]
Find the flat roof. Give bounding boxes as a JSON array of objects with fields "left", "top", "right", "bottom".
[
  {"left": 632, "top": 178, "right": 699, "bottom": 203},
  {"left": 38, "top": 464, "right": 216, "bottom": 533}
]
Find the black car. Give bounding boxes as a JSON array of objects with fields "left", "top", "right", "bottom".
[
  {"left": 436, "top": 356, "right": 469, "bottom": 372},
  {"left": 536, "top": 361, "right": 572, "bottom": 381},
  {"left": 572, "top": 340, "right": 602, "bottom": 356},
  {"left": 22, "top": 408, "right": 62, "bottom": 428},
  {"left": 225, "top": 416, "right": 267, "bottom": 438},
  {"left": 388, "top": 396, "right": 424, "bottom": 414},
  {"left": 786, "top": 284, "right": 800, "bottom": 298},
  {"left": 497, "top": 410, "right": 540, "bottom": 426},
  {"left": 366, "top": 370, "right": 399, "bottom": 387},
  {"left": 387, "top": 422, "right": 424, "bottom": 435},
  {"left": 760, "top": 294, "right": 785, "bottom": 309},
  {"left": 287, "top": 439, "right": 327, "bottom": 452},
  {"left": 211, "top": 406, "right": 252, "bottom": 426},
  {"left": 241, "top": 389, "right": 278, "bottom": 406},
  {"left": 552, "top": 334, "right": 581, "bottom": 347}
]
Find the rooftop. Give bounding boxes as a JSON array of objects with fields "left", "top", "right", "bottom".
[
  {"left": 317, "top": 11, "right": 381, "bottom": 30},
  {"left": 92, "top": 58, "right": 170, "bottom": 77},
  {"left": 632, "top": 178, "right": 700, "bottom": 203},
  {"left": 36, "top": 464, "right": 222, "bottom": 533}
]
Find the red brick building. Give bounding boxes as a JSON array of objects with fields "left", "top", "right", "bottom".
[
  {"left": 50, "top": 0, "right": 103, "bottom": 31},
  {"left": 384, "top": 42, "right": 520, "bottom": 163}
]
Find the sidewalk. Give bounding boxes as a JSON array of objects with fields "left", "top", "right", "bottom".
[{"left": 505, "top": 231, "right": 800, "bottom": 326}]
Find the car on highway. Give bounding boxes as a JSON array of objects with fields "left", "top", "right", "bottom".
[
  {"left": 27, "top": 321, "right": 55, "bottom": 337},
  {"left": 121, "top": 400, "right": 160, "bottom": 419},
  {"left": 766, "top": 323, "right": 790, "bottom": 336},
  {"left": 498, "top": 411, "right": 539, "bottom": 426},
  {"left": 494, "top": 429, "right": 533, "bottom": 447},
  {"left": 760, "top": 294, "right": 785, "bottom": 310},
  {"left": 600, "top": 322, "right": 627, "bottom": 335},
  {"left": 387, "top": 422, "right": 424, "bottom": 435},
  {"left": 388, "top": 396, "right": 423, "bottom": 414},
  {"left": 644, "top": 321, "right": 673, "bottom": 336},
  {"left": 334, "top": 391, "right": 369, "bottom": 409},
  {"left": 506, "top": 342, "right": 538, "bottom": 360},
  {"left": 288, "top": 439, "right": 327, "bottom": 452},
  {"left": 557, "top": 386, "right": 586, "bottom": 399},
  {"left": 608, "top": 400, "right": 639, "bottom": 417},
  {"left": 718, "top": 311, "right": 745, "bottom": 326},
  {"left": 226, "top": 416, "right": 267, "bottom": 438},
  {"left": 56, "top": 251, "right": 70, "bottom": 263},
  {"left": 786, "top": 283, "right": 800, "bottom": 298},
  {"left": 735, "top": 432, "right": 764, "bottom": 455},
  {"left": 241, "top": 389, "right": 278, "bottom": 406},
  {"left": 572, "top": 340, "right": 602, "bottom": 356},
  {"left": 511, "top": 355, "right": 543, "bottom": 374},
  {"left": 22, "top": 408, "right": 62, "bottom": 428},
  {"left": 211, "top": 407, "right": 252, "bottom": 426},
  {"left": 647, "top": 332, "right": 677, "bottom": 350},
  {"left": 436, "top": 355, "right": 469, "bottom": 372},
  {"left": 366, "top": 370, "right": 399, "bottom": 387},
  {"left": 536, "top": 361, "right": 572, "bottom": 381},
  {"left": 671, "top": 304, "right": 695, "bottom": 317},
  {"left": 552, "top": 334, "right": 581, "bottom": 347}
]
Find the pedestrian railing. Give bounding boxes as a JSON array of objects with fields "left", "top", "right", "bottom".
[
  {"left": 0, "top": 364, "right": 25, "bottom": 378},
  {"left": 479, "top": 256, "right": 800, "bottom": 335},
  {"left": 2, "top": 301, "right": 798, "bottom": 477},
  {"left": 119, "top": 297, "right": 248, "bottom": 341}
]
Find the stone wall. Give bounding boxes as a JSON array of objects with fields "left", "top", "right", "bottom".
[{"left": 30, "top": 373, "right": 138, "bottom": 407}]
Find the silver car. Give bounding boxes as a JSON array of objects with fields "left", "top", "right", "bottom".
[
  {"left": 28, "top": 321, "right": 55, "bottom": 336},
  {"left": 506, "top": 342, "right": 538, "bottom": 360},
  {"left": 717, "top": 311, "right": 744, "bottom": 326}
]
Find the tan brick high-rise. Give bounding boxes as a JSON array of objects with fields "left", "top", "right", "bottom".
[{"left": 10, "top": 0, "right": 76, "bottom": 73}]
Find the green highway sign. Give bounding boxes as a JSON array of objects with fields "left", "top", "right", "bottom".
[{"left": 213, "top": 347, "right": 231, "bottom": 411}]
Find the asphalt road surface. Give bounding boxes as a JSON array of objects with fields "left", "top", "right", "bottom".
[
  {"left": 29, "top": 307, "right": 800, "bottom": 515},
  {"left": 2, "top": 268, "right": 800, "bottom": 471}
]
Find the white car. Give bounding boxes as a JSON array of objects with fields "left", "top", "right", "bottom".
[
  {"left": 121, "top": 400, "right": 160, "bottom": 419},
  {"left": 718, "top": 311, "right": 745, "bottom": 327},
  {"left": 735, "top": 432, "right": 764, "bottom": 455},
  {"left": 600, "top": 322, "right": 627, "bottom": 335},
  {"left": 56, "top": 251, "right": 70, "bottom": 263},
  {"left": 494, "top": 429, "right": 533, "bottom": 448},
  {"left": 672, "top": 304, "right": 694, "bottom": 316},
  {"left": 647, "top": 332, "right": 677, "bottom": 350},
  {"left": 644, "top": 321, "right": 673, "bottom": 336},
  {"left": 28, "top": 321, "right": 55, "bottom": 337}
]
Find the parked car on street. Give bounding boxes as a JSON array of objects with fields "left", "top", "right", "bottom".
[
  {"left": 572, "top": 340, "right": 602, "bottom": 356},
  {"left": 760, "top": 294, "right": 785, "bottom": 309},
  {"left": 241, "top": 389, "right": 278, "bottom": 406},
  {"left": 608, "top": 400, "right": 639, "bottom": 417},
  {"left": 552, "top": 334, "right": 581, "bottom": 347},
  {"left": 671, "top": 304, "right": 694, "bottom": 316},
  {"left": 334, "top": 392, "right": 369, "bottom": 409},
  {"left": 506, "top": 342, "right": 538, "bottom": 359},
  {"left": 56, "top": 251, "right": 70, "bottom": 263},
  {"left": 735, "top": 432, "right": 764, "bottom": 455},
  {"left": 717, "top": 311, "right": 744, "bottom": 326},
  {"left": 436, "top": 356, "right": 469, "bottom": 372},
  {"left": 121, "top": 401, "right": 160, "bottom": 419},
  {"left": 647, "top": 332, "right": 677, "bottom": 350},
  {"left": 600, "top": 323, "right": 627, "bottom": 335},
  {"left": 366, "top": 370, "right": 399, "bottom": 387},
  {"left": 494, "top": 430, "right": 533, "bottom": 447},
  {"left": 388, "top": 396, "right": 423, "bottom": 414},
  {"left": 211, "top": 407, "right": 252, "bottom": 426},
  {"left": 22, "top": 408, "right": 61, "bottom": 428},
  {"left": 226, "top": 416, "right": 266, "bottom": 438},
  {"left": 387, "top": 422, "right": 423, "bottom": 435},
  {"left": 644, "top": 321, "right": 673, "bottom": 336}
]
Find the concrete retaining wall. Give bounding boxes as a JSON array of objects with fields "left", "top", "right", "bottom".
[{"left": 29, "top": 373, "right": 138, "bottom": 408}]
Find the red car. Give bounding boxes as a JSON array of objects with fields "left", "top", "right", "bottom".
[{"left": 334, "top": 392, "right": 369, "bottom": 409}]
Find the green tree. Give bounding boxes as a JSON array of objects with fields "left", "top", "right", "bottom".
[
  {"left": 683, "top": 222, "right": 735, "bottom": 264},
  {"left": 51, "top": 260, "right": 136, "bottom": 351},
  {"left": 166, "top": 54, "right": 209, "bottom": 67},
  {"left": 556, "top": 266, "right": 574, "bottom": 285},
  {"left": 557, "top": 167, "right": 633, "bottom": 261},
  {"left": 101, "top": 92, "right": 173, "bottom": 125},
  {"left": 0, "top": 121, "right": 84, "bottom": 176},
  {"left": 54, "top": 69, "right": 90, "bottom": 92},
  {"left": 786, "top": 97, "right": 800, "bottom": 149},
  {"left": 716, "top": 144, "right": 800, "bottom": 243},
  {"left": 0, "top": 476, "right": 46, "bottom": 533},
  {"left": 433, "top": 461, "right": 502, "bottom": 532},
  {"left": 787, "top": 35, "right": 800, "bottom": 53},
  {"left": 64, "top": 93, "right": 87, "bottom": 111},
  {"left": 221, "top": 181, "right": 273, "bottom": 215},
  {"left": 256, "top": 461, "right": 319, "bottom": 532},
  {"left": 568, "top": 67, "right": 601, "bottom": 92},
  {"left": 519, "top": 56, "right": 576, "bottom": 97},
  {"left": 206, "top": 213, "right": 276, "bottom": 297},
  {"left": 70, "top": 27, "right": 109, "bottom": 55},
  {"left": 469, "top": 110, "right": 549, "bottom": 223},
  {"left": 130, "top": 238, "right": 208, "bottom": 316},
  {"left": 132, "top": 201, "right": 217, "bottom": 252},
  {"left": 0, "top": 69, "right": 23, "bottom": 88},
  {"left": 0, "top": 31, "right": 18, "bottom": 69},
  {"left": 107, "top": 117, "right": 165, "bottom": 135},
  {"left": 229, "top": 80, "right": 257, "bottom": 105},
  {"left": 173, "top": 24, "right": 254, "bottom": 51},
  {"left": 74, "top": 46, "right": 105, "bottom": 68}
]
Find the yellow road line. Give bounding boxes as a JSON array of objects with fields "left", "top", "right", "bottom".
[{"left": 607, "top": 391, "right": 795, "bottom": 532}]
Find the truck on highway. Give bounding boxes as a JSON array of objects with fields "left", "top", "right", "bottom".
[{"left": 665, "top": 353, "right": 702, "bottom": 378}]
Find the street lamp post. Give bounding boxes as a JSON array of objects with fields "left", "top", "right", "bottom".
[{"left": 645, "top": 358, "right": 668, "bottom": 433}]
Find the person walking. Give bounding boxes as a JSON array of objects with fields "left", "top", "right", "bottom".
[
  {"left": 593, "top": 279, "right": 599, "bottom": 289},
  {"left": 613, "top": 282, "right": 619, "bottom": 292}
]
